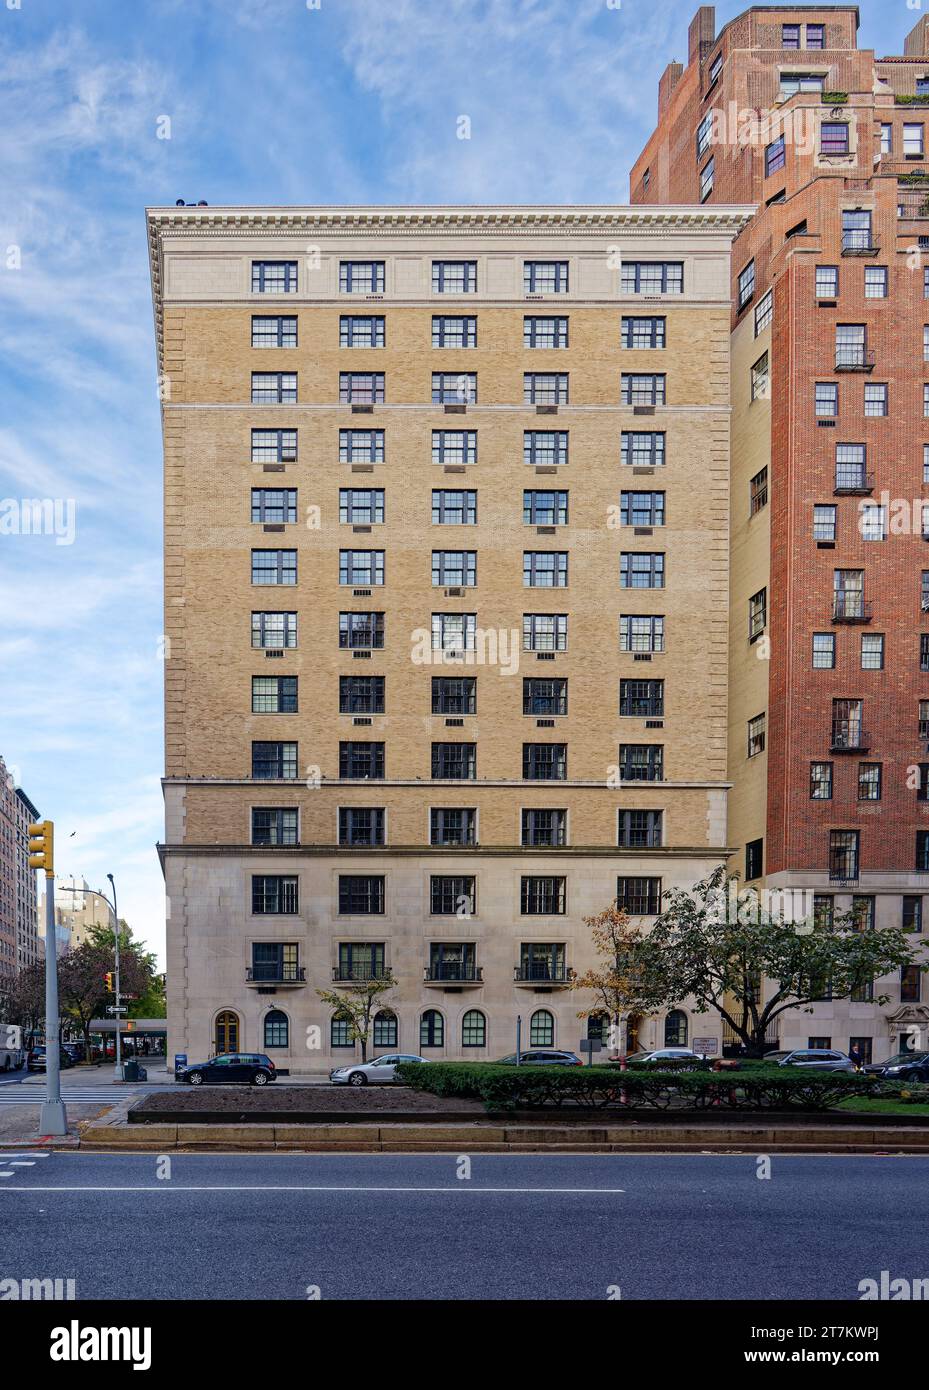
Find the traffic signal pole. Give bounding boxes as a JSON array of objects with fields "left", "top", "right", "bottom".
[{"left": 29, "top": 820, "right": 68, "bottom": 1137}]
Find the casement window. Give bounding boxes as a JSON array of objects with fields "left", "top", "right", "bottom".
[
  {"left": 751, "top": 352, "right": 769, "bottom": 400},
  {"left": 523, "top": 613, "right": 567, "bottom": 652},
  {"left": 431, "top": 742, "right": 476, "bottom": 780},
  {"left": 616, "top": 876, "right": 662, "bottom": 914},
  {"left": 620, "top": 492, "right": 664, "bottom": 528},
  {"left": 924, "top": 384, "right": 929, "bottom": 418},
  {"left": 815, "top": 382, "right": 838, "bottom": 417},
  {"left": 252, "top": 429, "right": 297, "bottom": 463},
  {"left": 252, "top": 261, "right": 297, "bottom": 293},
  {"left": 251, "top": 488, "right": 297, "bottom": 523},
  {"left": 620, "top": 615, "right": 664, "bottom": 653},
  {"left": 858, "top": 763, "right": 882, "bottom": 801},
  {"left": 621, "top": 316, "right": 666, "bottom": 349},
  {"left": 432, "top": 261, "right": 477, "bottom": 293},
  {"left": 432, "top": 612, "right": 477, "bottom": 653},
  {"left": 750, "top": 468, "right": 768, "bottom": 515},
  {"left": 252, "top": 315, "right": 297, "bottom": 348},
  {"left": 338, "top": 876, "right": 385, "bottom": 914},
  {"left": 782, "top": 22, "right": 800, "bottom": 47},
  {"left": 621, "top": 373, "right": 666, "bottom": 405},
  {"left": 461, "top": 1010, "right": 486, "bottom": 1047},
  {"left": 765, "top": 136, "right": 786, "bottom": 175},
  {"left": 696, "top": 110, "right": 713, "bottom": 158},
  {"left": 430, "top": 876, "right": 475, "bottom": 915},
  {"left": 524, "top": 373, "right": 568, "bottom": 405},
  {"left": 252, "top": 675, "right": 298, "bottom": 714},
  {"left": 419, "top": 1009, "right": 444, "bottom": 1048},
  {"left": 737, "top": 260, "right": 755, "bottom": 309},
  {"left": 252, "top": 875, "right": 298, "bottom": 914},
  {"left": 904, "top": 897, "right": 924, "bottom": 934},
  {"left": 864, "top": 267, "right": 887, "bottom": 299},
  {"left": 339, "top": 372, "right": 384, "bottom": 405},
  {"left": 832, "top": 697, "right": 864, "bottom": 749},
  {"left": 338, "top": 611, "right": 384, "bottom": 650},
  {"left": 806, "top": 23, "right": 825, "bottom": 48},
  {"left": 841, "top": 210, "right": 872, "bottom": 253},
  {"left": 432, "top": 677, "right": 476, "bottom": 715},
  {"left": 749, "top": 588, "right": 767, "bottom": 641},
  {"left": 835, "top": 443, "right": 867, "bottom": 491},
  {"left": 523, "top": 677, "right": 568, "bottom": 716},
  {"left": 880, "top": 123, "right": 893, "bottom": 154},
  {"left": 524, "top": 430, "right": 568, "bottom": 466},
  {"left": 433, "top": 316, "right": 477, "bottom": 348},
  {"left": 620, "top": 552, "right": 665, "bottom": 589},
  {"left": 337, "top": 942, "right": 386, "bottom": 982},
  {"left": 432, "top": 550, "right": 477, "bottom": 587},
  {"left": 821, "top": 123, "right": 849, "bottom": 156},
  {"left": 433, "top": 489, "right": 477, "bottom": 525},
  {"left": 251, "top": 741, "right": 298, "bottom": 780},
  {"left": 252, "top": 372, "right": 297, "bottom": 403},
  {"left": 754, "top": 290, "right": 773, "bottom": 335},
  {"left": 520, "top": 874, "right": 566, "bottom": 910},
  {"left": 251, "top": 808, "right": 299, "bottom": 846},
  {"left": 863, "top": 383, "right": 887, "bottom": 417},
  {"left": 618, "top": 810, "right": 663, "bottom": 849},
  {"left": 780, "top": 73, "right": 824, "bottom": 97},
  {"left": 620, "top": 262, "right": 683, "bottom": 294},
  {"left": 251, "top": 611, "right": 297, "bottom": 648},
  {"left": 339, "top": 741, "right": 385, "bottom": 780},
  {"left": 523, "top": 552, "right": 568, "bottom": 588},
  {"left": 905, "top": 123, "right": 925, "bottom": 157},
  {"left": 339, "top": 261, "right": 385, "bottom": 293},
  {"left": 815, "top": 265, "right": 838, "bottom": 298},
  {"left": 700, "top": 157, "right": 715, "bottom": 200},
  {"left": 522, "top": 743, "right": 567, "bottom": 780},
  {"left": 620, "top": 678, "right": 663, "bottom": 717},
  {"left": 339, "top": 429, "right": 384, "bottom": 463},
  {"left": 810, "top": 762, "right": 833, "bottom": 800},
  {"left": 621, "top": 432, "right": 665, "bottom": 467},
  {"left": 339, "top": 315, "right": 385, "bottom": 348},
  {"left": 524, "top": 261, "right": 568, "bottom": 294},
  {"left": 745, "top": 838, "right": 764, "bottom": 881},
  {"left": 433, "top": 429, "right": 477, "bottom": 464},
  {"left": 339, "top": 550, "right": 384, "bottom": 586},
  {"left": 339, "top": 489, "right": 384, "bottom": 525},
  {"left": 918, "top": 765, "right": 929, "bottom": 803},
  {"left": 338, "top": 808, "right": 386, "bottom": 847},
  {"left": 814, "top": 895, "right": 835, "bottom": 928},
  {"left": 524, "top": 316, "right": 568, "bottom": 348},
  {"left": 921, "top": 699, "right": 929, "bottom": 740},
  {"left": 430, "top": 808, "right": 476, "bottom": 846},
  {"left": 251, "top": 550, "right": 297, "bottom": 585},
  {"left": 923, "top": 571, "right": 929, "bottom": 611},
  {"left": 834, "top": 568, "right": 865, "bottom": 620},
  {"left": 530, "top": 1010, "right": 555, "bottom": 1046},
  {"left": 859, "top": 506, "right": 885, "bottom": 544},
  {"left": 747, "top": 713, "right": 766, "bottom": 757},
  {"left": 338, "top": 675, "right": 385, "bottom": 714},
  {"left": 433, "top": 372, "right": 477, "bottom": 404},
  {"left": 523, "top": 490, "right": 568, "bottom": 526},
  {"left": 813, "top": 505, "right": 836, "bottom": 542},
  {"left": 331, "top": 1014, "right": 353, "bottom": 1048},
  {"left": 618, "top": 744, "right": 663, "bottom": 780}
]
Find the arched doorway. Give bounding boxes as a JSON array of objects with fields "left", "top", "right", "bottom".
[{"left": 215, "top": 1010, "right": 239, "bottom": 1055}]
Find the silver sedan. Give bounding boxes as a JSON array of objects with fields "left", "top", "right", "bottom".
[{"left": 329, "top": 1053, "right": 430, "bottom": 1086}]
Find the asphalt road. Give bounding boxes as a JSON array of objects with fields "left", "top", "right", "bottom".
[{"left": 0, "top": 1151, "right": 925, "bottom": 1300}]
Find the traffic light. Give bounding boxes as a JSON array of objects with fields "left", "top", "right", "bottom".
[
  {"left": 103, "top": 972, "right": 114, "bottom": 993},
  {"left": 27, "top": 820, "right": 53, "bottom": 874}
]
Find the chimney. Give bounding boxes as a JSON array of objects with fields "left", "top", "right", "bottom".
[
  {"left": 658, "top": 61, "right": 684, "bottom": 120},
  {"left": 904, "top": 14, "right": 929, "bottom": 57},
  {"left": 688, "top": 5, "right": 716, "bottom": 66}
]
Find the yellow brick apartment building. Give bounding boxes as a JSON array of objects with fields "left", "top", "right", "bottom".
[{"left": 147, "top": 205, "right": 752, "bottom": 1070}]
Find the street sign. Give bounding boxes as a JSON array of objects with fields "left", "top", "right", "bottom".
[
  {"left": 106, "top": 1005, "right": 128, "bottom": 1015},
  {"left": 693, "top": 1037, "right": 718, "bottom": 1056},
  {"left": 580, "top": 1039, "right": 602, "bottom": 1053}
]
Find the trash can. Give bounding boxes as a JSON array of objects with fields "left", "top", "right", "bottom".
[{"left": 122, "top": 1060, "right": 140, "bottom": 1082}]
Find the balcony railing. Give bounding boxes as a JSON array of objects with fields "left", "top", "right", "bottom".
[
  {"left": 830, "top": 721, "right": 871, "bottom": 752},
  {"left": 829, "top": 854, "right": 860, "bottom": 884},
  {"left": 841, "top": 231, "right": 879, "bottom": 255},
  {"left": 514, "top": 963, "right": 570, "bottom": 985},
  {"left": 246, "top": 966, "right": 306, "bottom": 984},
  {"left": 833, "top": 470, "right": 874, "bottom": 496},
  {"left": 832, "top": 595, "right": 872, "bottom": 623},
  {"left": 424, "top": 963, "right": 483, "bottom": 983},
  {"left": 834, "top": 346, "right": 875, "bottom": 370},
  {"left": 332, "top": 965, "right": 390, "bottom": 983}
]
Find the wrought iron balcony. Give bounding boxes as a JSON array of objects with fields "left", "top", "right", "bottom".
[
  {"left": 245, "top": 966, "right": 306, "bottom": 986},
  {"left": 830, "top": 721, "right": 871, "bottom": 752},
  {"left": 841, "top": 232, "right": 879, "bottom": 256},
  {"left": 332, "top": 965, "right": 390, "bottom": 983},
  {"left": 423, "top": 963, "right": 483, "bottom": 985},
  {"left": 832, "top": 596, "right": 872, "bottom": 624},
  {"left": 833, "top": 471, "right": 874, "bottom": 496},
  {"left": 829, "top": 854, "right": 860, "bottom": 884},
  {"left": 834, "top": 346, "right": 875, "bottom": 371},
  {"left": 514, "top": 963, "right": 571, "bottom": 988}
]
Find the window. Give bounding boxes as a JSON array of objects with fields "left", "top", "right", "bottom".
[
  {"left": 524, "top": 431, "right": 568, "bottom": 466},
  {"left": 696, "top": 110, "right": 713, "bottom": 158},
  {"left": 821, "top": 123, "right": 849, "bottom": 156},
  {"left": 745, "top": 838, "right": 763, "bottom": 881},
  {"left": 749, "top": 588, "right": 767, "bottom": 641},
  {"left": 338, "top": 876, "right": 385, "bottom": 914},
  {"left": 251, "top": 550, "right": 296, "bottom": 586},
  {"left": 782, "top": 23, "right": 800, "bottom": 47},
  {"left": 252, "top": 428, "right": 297, "bottom": 463},
  {"left": 252, "top": 372, "right": 297, "bottom": 404},
  {"left": 747, "top": 713, "right": 766, "bottom": 757},
  {"left": 251, "top": 808, "right": 298, "bottom": 846},
  {"left": 813, "top": 382, "right": 838, "bottom": 420},
  {"left": 251, "top": 611, "right": 297, "bottom": 649},
  {"left": 252, "top": 261, "right": 297, "bottom": 293},
  {"left": 904, "top": 897, "right": 923, "bottom": 934},
  {"left": 338, "top": 808, "right": 385, "bottom": 847},
  {"left": 905, "top": 123, "right": 925, "bottom": 157},
  {"left": 432, "top": 550, "right": 477, "bottom": 587},
  {"left": 432, "top": 612, "right": 477, "bottom": 654},
  {"left": 523, "top": 552, "right": 567, "bottom": 588},
  {"left": 810, "top": 762, "right": 833, "bottom": 800},
  {"left": 373, "top": 1010, "right": 397, "bottom": 1047},
  {"left": 621, "top": 262, "right": 683, "bottom": 294},
  {"left": 420, "top": 1009, "right": 444, "bottom": 1048},
  {"left": 925, "top": 384, "right": 929, "bottom": 419},
  {"left": 340, "top": 261, "right": 384, "bottom": 293},
  {"left": 252, "top": 315, "right": 297, "bottom": 348},
  {"left": 530, "top": 1010, "right": 555, "bottom": 1047},
  {"left": 524, "top": 373, "right": 568, "bottom": 405},
  {"left": 860, "top": 633, "right": 884, "bottom": 670},
  {"left": 881, "top": 123, "right": 893, "bottom": 154},
  {"left": 432, "top": 677, "right": 476, "bottom": 715},
  {"left": 430, "top": 808, "right": 476, "bottom": 846},
  {"left": 339, "top": 550, "right": 384, "bottom": 586},
  {"left": 902, "top": 965, "right": 922, "bottom": 1004},
  {"left": 337, "top": 943, "right": 386, "bottom": 981},
  {"left": 618, "top": 809, "right": 663, "bottom": 848},
  {"left": 806, "top": 23, "right": 824, "bottom": 48},
  {"left": 521, "top": 812, "right": 568, "bottom": 848},
  {"left": 738, "top": 260, "right": 755, "bottom": 310},
  {"left": 330, "top": 1012, "right": 353, "bottom": 1048},
  {"left": 430, "top": 876, "right": 475, "bottom": 915},
  {"left": 829, "top": 829, "right": 860, "bottom": 882},
  {"left": 251, "top": 489, "right": 297, "bottom": 524},
  {"left": 832, "top": 697, "right": 864, "bottom": 750},
  {"left": 700, "top": 156, "right": 715, "bottom": 201},
  {"left": 263, "top": 1010, "right": 289, "bottom": 1049},
  {"left": 834, "top": 567, "right": 865, "bottom": 620},
  {"left": 765, "top": 136, "right": 786, "bottom": 175},
  {"left": 920, "top": 699, "right": 929, "bottom": 738},
  {"left": 620, "top": 553, "right": 665, "bottom": 589},
  {"left": 339, "top": 675, "right": 385, "bottom": 714},
  {"left": 340, "top": 315, "right": 385, "bottom": 348},
  {"left": 620, "top": 678, "right": 663, "bottom": 716},
  {"left": 835, "top": 443, "right": 867, "bottom": 492},
  {"left": 432, "top": 315, "right": 477, "bottom": 348},
  {"left": 841, "top": 210, "right": 872, "bottom": 253},
  {"left": 523, "top": 613, "right": 567, "bottom": 652},
  {"left": 709, "top": 53, "right": 722, "bottom": 85},
  {"left": 920, "top": 76, "right": 929, "bottom": 96},
  {"left": 859, "top": 505, "right": 885, "bottom": 542},
  {"left": 864, "top": 267, "right": 887, "bottom": 299},
  {"left": 751, "top": 352, "right": 769, "bottom": 401},
  {"left": 523, "top": 490, "right": 568, "bottom": 526},
  {"left": 812, "top": 633, "right": 836, "bottom": 668},
  {"left": 339, "top": 429, "right": 384, "bottom": 464},
  {"left": 780, "top": 73, "right": 824, "bottom": 97},
  {"left": 433, "top": 430, "right": 477, "bottom": 465},
  {"left": 919, "top": 765, "right": 929, "bottom": 803},
  {"left": 618, "top": 744, "right": 663, "bottom": 781},
  {"left": 252, "top": 875, "right": 298, "bottom": 914},
  {"left": 754, "top": 290, "right": 773, "bottom": 335},
  {"left": 431, "top": 742, "right": 476, "bottom": 780},
  {"left": 815, "top": 265, "right": 838, "bottom": 298},
  {"left": 339, "top": 741, "right": 385, "bottom": 780},
  {"left": 433, "top": 372, "right": 476, "bottom": 405},
  {"left": 523, "top": 743, "right": 567, "bottom": 780},
  {"left": 461, "top": 1010, "right": 486, "bottom": 1048},
  {"left": 919, "top": 831, "right": 929, "bottom": 871},
  {"left": 523, "top": 677, "right": 568, "bottom": 716},
  {"left": 520, "top": 876, "right": 566, "bottom": 912},
  {"left": 524, "top": 261, "right": 568, "bottom": 294},
  {"left": 525, "top": 316, "right": 568, "bottom": 348},
  {"left": 621, "top": 316, "right": 666, "bottom": 349},
  {"left": 858, "top": 763, "right": 882, "bottom": 801},
  {"left": 863, "top": 383, "right": 887, "bottom": 417},
  {"left": 252, "top": 675, "right": 297, "bottom": 714},
  {"left": 339, "top": 372, "right": 384, "bottom": 405},
  {"left": 621, "top": 373, "right": 665, "bottom": 405},
  {"left": 339, "top": 611, "right": 384, "bottom": 650},
  {"left": 621, "top": 432, "right": 665, "bottom": 467},
  {"left": 433, "top": 489, "right": 477, "bottom": 525},
  {"left": 750, "top": 468, "right": 768, "bottom": 515},
  {"left": 251, "top": 741, "right": 297, "bottom": 780},
  {"left": 814, "top": 895, "right": 834, "bottom": 928},
  {"left": 620, "top": 615, "right": 664, "bottom": 654},
  {"left": 616, "top": 876, "right": 661, "bottom": 915},
  {"left": 664, "top": 1010, "right": 688, "bottom": 1048},
  {"left": 339, "top": 489, "right": 384, "bottom": 525},
  {"left": 432, "top": 261, "right": 476, "bottom": 293},
  {"left": 923, "top": 634, "right": 929, "bottom": 672}
]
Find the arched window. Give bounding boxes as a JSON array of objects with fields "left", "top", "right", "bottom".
[
  {"left": 530, "top": 1009, "right": 554, "bottom": 1047},
  {"left": 373, "top": 1009, "right": 397, "bottom": 1047},
  {"left": 664, "top": 1009, "right": 688, "bottom": 1047},
  {"left": 331, "top": 1011, "right": 354, "bottom": 1049},
  {"left": 462, "top": 1009, "right": 486, "bottom": 1048},
  {"left": 215, "top": 1010, "right": 239, "bottom": 1055},
  {"left": 263, "top": 1010, "right": 288, "bottom": 1050},
  {"left": 420, "top": 1009, "right": 444, "bottom": 1048},
  {"left": 587, "top": 1012, "right": 610, "bottom": 1045}
]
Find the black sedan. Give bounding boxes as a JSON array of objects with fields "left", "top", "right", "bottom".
[
  {"left": 864, "top": 1050, "right": 929, "bottom": 1081},
  {"left": 26, "top": 1046, "right": 73, "bottom": 1072},
  {"left": 179, "top": 1053, "right": 276, "bottom": 1086}
]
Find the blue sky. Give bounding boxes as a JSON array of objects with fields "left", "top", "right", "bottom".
[{"left": 0, "top": 0, "right": 912, "bottom": 963}]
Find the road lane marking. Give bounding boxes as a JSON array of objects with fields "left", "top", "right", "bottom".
[{"left": 0, "top": 1184, "right": 626, "bottom": 1194}]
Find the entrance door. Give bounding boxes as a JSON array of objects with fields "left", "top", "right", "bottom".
[{"left": 215, "top": 1011, "right": 239, "bottom": 1055}]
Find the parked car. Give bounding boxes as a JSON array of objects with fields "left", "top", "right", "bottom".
[
  {"left": 26, "top": 1046, "right": 74, "bottom": 1072},
  {"left": 864, "top": 1050, "right": 929, "bottom": 1080},
  {"left": 626, "top": 1048, "right": 707, "bottom": 1065},
  {"left": 330, "top": 1054, "right": 429, "bottom": 1086},
  {"left": 493, "top": 1050, "right": 583, "bottom": 1067},
  {"left": 179, "top": 1053, "right": 276, "bottom": 1086},
  {"left": 765, "top": 1048, "right": 854, "bottom": 1072}
]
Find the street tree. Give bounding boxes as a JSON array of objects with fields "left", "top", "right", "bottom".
[
  {"left": 316, "top": 975, "right": 397, "bottom": 1063},
  {"left": 571, "top": 903, "right": 672, "bottom": 1059},
  {"left": 58, "top": 941, "right": 156, "bottom": 1064}
]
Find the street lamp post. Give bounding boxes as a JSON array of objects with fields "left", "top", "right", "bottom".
[{"left": 27, "top": 820, "right": 67, "bottom": 1137}]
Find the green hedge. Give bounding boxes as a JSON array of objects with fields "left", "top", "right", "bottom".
[{"left": 393, "top": 1061, "right": 876, "bottom": 1112}]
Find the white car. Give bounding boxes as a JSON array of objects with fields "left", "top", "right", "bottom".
[{"left": 329, "top": 1053, "right": 429, "bottom": 1086}]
